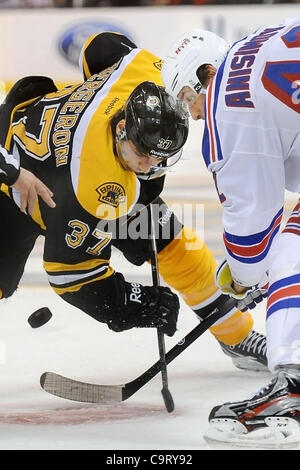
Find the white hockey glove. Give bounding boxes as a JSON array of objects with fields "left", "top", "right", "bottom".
[{"left": 216, "top": 259, "right": 268, "bottom": 312}]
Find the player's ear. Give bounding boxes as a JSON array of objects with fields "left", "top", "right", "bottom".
[
  {"left": 115, "top": 119, "right": 127, "bottom": 145},
  {"left": 115, "top": 119, "right": 125, "bottom": 138},
  {"left": 196, "top": 64, "right": 216, "bottom": 88}
]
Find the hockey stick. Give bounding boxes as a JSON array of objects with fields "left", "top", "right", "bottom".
[
  {"left": 149, "top": 203, "right": 174, "bottom": 413},
  {"left": 40, "top": 296, "right": 236, "bottom": 404}
]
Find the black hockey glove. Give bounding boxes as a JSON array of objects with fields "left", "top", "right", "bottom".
[
  {"left": 121, "top": 280, "right": 179, "bottom": 336},
  {"left": 61, "top": 272, "right": 179, "bottom": 336}
]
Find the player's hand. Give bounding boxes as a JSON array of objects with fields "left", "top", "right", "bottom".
[
  {"left": 216, "top": 259, "right": 267, "bottom": 311},
  {"left": 88, "top": 273, "right": 180, "bottom": 336},
  {"left": 12, "top": 168, "right": 56, "bottom": 215},
  {"left": 124, "top": 282, "right": 180, "bottom": 336},
  {"left": 235, "top": 285, "right": 268, "bottom": 311}
]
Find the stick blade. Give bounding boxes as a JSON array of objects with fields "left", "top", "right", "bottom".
[{"left": 40, "top": 372, "right": 123, "bottom": 403}]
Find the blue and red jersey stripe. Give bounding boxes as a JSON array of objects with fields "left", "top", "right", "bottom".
[
  {"left": 267, "top": 273, "right": 300, "bottom": 318},
  {"left": 224, "top": 207, "right": 283, "bottom": 263},
  {"left": 283, "top": 199, "right": 300, "bottom": 236},
  {"left": 202, "top": 60, "right": 226, "bottom": 168}
]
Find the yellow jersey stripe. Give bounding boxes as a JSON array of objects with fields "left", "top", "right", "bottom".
[
  {"left": 79, "top": 33, "right": 98, "bottom": 78},
  {"left": 43, "top": 257, "right": 110, "bottom": 273}
]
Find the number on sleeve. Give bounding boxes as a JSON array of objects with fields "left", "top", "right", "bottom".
[{"left": 261, "top": 25, "right": 300, "bottom": 113}]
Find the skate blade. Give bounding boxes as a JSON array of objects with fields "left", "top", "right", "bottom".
[
  {"left": 231, "top": 357, "right": 269, "bottom": 372},
  {"left": 203, "top": 417, "right": 300, "bottom": 449}
]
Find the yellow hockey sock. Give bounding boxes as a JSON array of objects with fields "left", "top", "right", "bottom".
[
  {"left": 157, "top": 227, "right": 253, "bottom": 347},
  {"left": 209, "top": 310, "right": 253, "bottom": 346}
]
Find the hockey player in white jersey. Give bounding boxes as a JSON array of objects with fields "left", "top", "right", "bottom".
[{"left": 162, "top": 17, "right": 300, "bottom": 448}]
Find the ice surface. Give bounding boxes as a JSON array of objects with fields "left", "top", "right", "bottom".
[
  {"left": 0, "top": 120, "right": 297, "bottom": 451},
  {"left": 0, "top": 257, "right": 272, "bottom": 451}
]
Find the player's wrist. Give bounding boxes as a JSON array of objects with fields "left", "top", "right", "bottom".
[{"left": 232, "top": 281, "right": 249, "bottom": 295}]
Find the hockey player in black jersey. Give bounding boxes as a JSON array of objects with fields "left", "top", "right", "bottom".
[
  {"left": 78, "top": 32, "right": 268, "bottom": 368},
  {"left": 0, "top": 34, "right": 267, "bottom": 372}
]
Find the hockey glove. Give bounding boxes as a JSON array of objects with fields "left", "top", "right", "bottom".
[
  {"left": 61, "top": 272, "right": 179, "bottom": 336},
  {"left": 122, "top": 280, "right": 179, "bottom": 336},
  {"left": 216, "top": 259, "right": 267, "bottom": 312}
]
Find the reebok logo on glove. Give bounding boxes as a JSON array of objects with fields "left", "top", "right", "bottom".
[{"left": 129, "top": 282, "right": 142, "bottom": 303}]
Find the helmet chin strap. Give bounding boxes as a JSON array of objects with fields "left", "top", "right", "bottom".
[
  {"left": 115, "top": 137, "right": 167, "bottom": 180},
  {"left": 194, "top": 80, "right": 207, "bottom": 96},
  {"left": 115, "top": 138, "right": 132, "bottom": 172},
  {"left": 116, "top": 128, "right": 127, "bottom": 141}
]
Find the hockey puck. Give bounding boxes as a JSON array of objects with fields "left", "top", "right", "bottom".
[{"left": 28, "top": 307, "right": 52, "bottom": 328}]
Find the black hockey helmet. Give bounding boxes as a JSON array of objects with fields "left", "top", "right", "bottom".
[
  {"left": 124, "top": 81, "right": 189, "bottom": 163},
  {"left": 113, "top": 81, "right": 189, "bottom": 179}
]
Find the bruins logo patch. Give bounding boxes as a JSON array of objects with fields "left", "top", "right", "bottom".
[{"left": 96, "top": 182, "right": 126, "bottom": 208}]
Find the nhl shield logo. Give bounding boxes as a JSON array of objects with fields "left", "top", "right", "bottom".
[{"left": 96, "top": 182, "right": 126, "bottom": 208}]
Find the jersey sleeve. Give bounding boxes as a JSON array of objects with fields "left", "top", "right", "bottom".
[
  {"left": 79, "top": 31, "right": 137, "bottom": 80},
  {"left": 0, "top": 144, "right": 20, "bottom": 186},
  {"left": 203, "top": 58, "right": 286, "bottom": 287},
  {"left": 214, "top": 145, "right": 285, "bottom": 287}
]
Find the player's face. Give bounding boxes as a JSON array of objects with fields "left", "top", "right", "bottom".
[
  {"left": 117, "top": 139, "right": 163, "bottom": 174},
  {"left": 178, "top": 86, "right": 205, "bottom": 120}
]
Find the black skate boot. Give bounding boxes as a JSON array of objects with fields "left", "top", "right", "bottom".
[
  {"left": 218, "top": 330, "right": 268, "bottom": 371},
  {"left": 204, "top": 365, "right": 300, "bottom": 449}
]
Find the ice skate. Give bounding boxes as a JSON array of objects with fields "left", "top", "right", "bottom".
[
  {"left": 218, "top": 330, "right": 268, "bottom": 372},
  {"left": 204, "top": 366, "right": 300, "bottom": 449}
]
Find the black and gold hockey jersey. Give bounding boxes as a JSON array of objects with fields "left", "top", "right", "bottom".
[
  {"left": 1, "top": 49, "right": 164, "bottom": 295},
  {"left": 0, "top": 42, "right": 254, "bottom": 345},
  {"left": 0, "top": 143, "right": 20, "bottom": 185}
]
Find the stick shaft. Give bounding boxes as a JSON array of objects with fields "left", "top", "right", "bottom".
[{"left": 149, "top": 203, "right": 174, "bottom": 412}]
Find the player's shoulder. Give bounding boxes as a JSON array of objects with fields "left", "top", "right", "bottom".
[
  {"left": 125, "top": 49, "right": 164, "bottom": 86},
  {"left": 79, "top": 31, "right": 163, "bottom": 86},
  {"left": 213, "top": 18, "right": 297, "bottom": 113}
]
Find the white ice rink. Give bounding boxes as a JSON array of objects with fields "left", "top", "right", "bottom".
[
  {"left": 0, "top": 121, "right": 298, "bottom": 452},
  {"left": 1, "top": 268, "right": 270, "bottom": 451}
]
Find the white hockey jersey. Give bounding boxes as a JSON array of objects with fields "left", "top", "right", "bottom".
[{"left": 202, "top": 16, "right": 300, "bottom": 287}]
